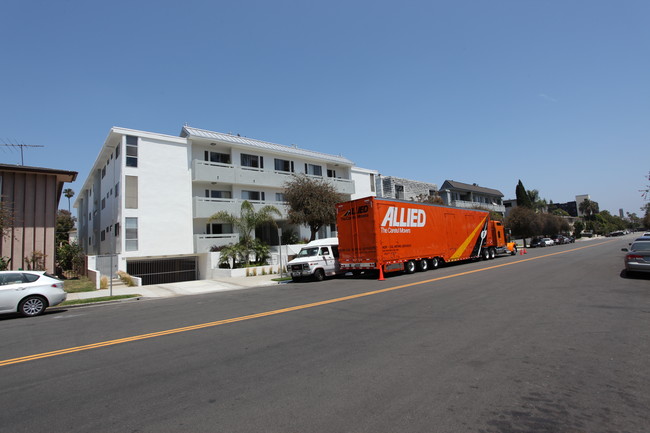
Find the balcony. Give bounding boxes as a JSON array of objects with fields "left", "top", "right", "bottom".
[
  {"left": 450, "top": 200, "right": 506, "bottom": 214},
  {"left": 192, "top": 160, "right": 355, "bottom": 195},
  {"left": 194, "top": 233, "right": 239, "bottom": 253},
  {"left": 193, "top": 197, "right": 290, "bottom": 219}
]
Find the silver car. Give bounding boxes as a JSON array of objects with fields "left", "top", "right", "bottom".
[
  {"left": 621, "top": 242, "right": 650, "bottom": 275},
  {"left": 0, "top": 271, "right": 67, "bottom": 317}
]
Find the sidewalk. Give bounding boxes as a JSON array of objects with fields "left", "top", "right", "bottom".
[{"left": 65, "top": 274, "right": 283, "bottom": 301}]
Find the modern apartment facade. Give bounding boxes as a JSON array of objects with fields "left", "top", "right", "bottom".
[
  {"left": 75, "top": 126, "right": 355, "bottom": 284},
  {"left": 375, "top": 174, "right": 438, "bottom": 201}
]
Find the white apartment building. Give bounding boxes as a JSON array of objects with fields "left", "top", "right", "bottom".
[{"left": 75, "top": 125, "right": 355, "bottom": 284}]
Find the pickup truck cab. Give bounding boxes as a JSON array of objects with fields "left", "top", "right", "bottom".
[{"left": 286, "top": 238, "right": 341, "bottom": 282}]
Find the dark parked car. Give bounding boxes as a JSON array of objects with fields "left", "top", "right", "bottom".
[{"left": 529, "top": 238, "right": 544, "bottom": 248}]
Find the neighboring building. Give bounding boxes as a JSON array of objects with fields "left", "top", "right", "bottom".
[
  {"left": 503, "top": 199, "right": 517, "bottom": 217},
  {"left": 74, "top": 126, "right": 355, "bottom": 284},
  {"left": 548, "top": 201, "right": 578, "bottom": 217},
  {"left": 375, "top": 174, "right": 438, "bottom": 201},
  {"left": 439, "top": 180, "right": 505, "bottom": 214},
  {"left": 575, "top": 194, "right": 591, "bottom": 217},
  {"left": 351, "top": 167, "right": 378, "bottom": 199},
  {"left": 0, "top": 164, "right": 77, "bottom": 273}
]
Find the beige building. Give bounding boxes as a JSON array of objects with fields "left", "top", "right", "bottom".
[{"left": 1, "top": 164, "right": 77, "bottom": 273}]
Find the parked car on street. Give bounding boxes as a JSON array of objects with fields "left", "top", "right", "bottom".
[
  {"left": 621, "top": 241, "right": 650, "bottom": 275},
  {"left": 529, "top": 238, "right": 544, "bottom": 248},
  {"left": 0, "top": 271, "right": 66, "bottom": 317},
  {"left": 552, "top": 235, "right": 570, "bottom": 245}
]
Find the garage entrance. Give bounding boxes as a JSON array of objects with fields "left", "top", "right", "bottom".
[{"left": 126, "top": 256, "right": 198, "bottom": 286}]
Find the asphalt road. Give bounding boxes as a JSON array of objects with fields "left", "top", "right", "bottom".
[{"left": 0, "top": 236, "right": 648, "bottom": 432}]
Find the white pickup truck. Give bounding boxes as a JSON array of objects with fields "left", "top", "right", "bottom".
[{"left": 286, "top": 238, "right": 342, "bottom": 282}]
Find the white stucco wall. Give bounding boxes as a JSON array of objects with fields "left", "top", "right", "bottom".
[{"left": 351, "top": 167, "right": 378, "bottom": 200}]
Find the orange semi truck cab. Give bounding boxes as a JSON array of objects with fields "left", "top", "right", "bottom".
[{"left": 336, "top": 197, "right": 514, "bottom": 275}]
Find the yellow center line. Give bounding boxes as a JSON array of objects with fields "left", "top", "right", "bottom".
[{"left": 0, "top": 240, "right": 612, "bottom": 367}]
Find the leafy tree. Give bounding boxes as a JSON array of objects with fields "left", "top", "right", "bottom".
[
  {"left": 515, "top": 180, "right": 533, "bottom": 209},
  {"left": 505, "top": 206, "right": 541, "bottom": 247},
  {"left": 283, "top": 174, "right": 344, "bottom": 241},
  {"left": 209, "top": 200, "right": 281, "bottom": 266},
  {"left": 56, "top": 241, "right": 85, "bottom": 276},
  {"left": 573, "top": 220, "right": 584, "bottom": 238},
  {"left": 56, "top": 210, "right": 76, "bottom": 244},
  {"left": 63, "top": 188, "right": 75, "bottom": 212},
  {"left": 551, "top": 208, "right": 570, "bottom": 217}
]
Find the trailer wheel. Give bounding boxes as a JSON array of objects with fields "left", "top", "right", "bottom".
[
  {"left": 430, "top": 257, "right": 439, "bottom": 269},
  {"left": 404, "top": 260, "right": 416, "bottom": 274},
  {"left": 418, "top": 259, "right": 429, "bottom": 272},
  {"left": 482, "top": 248, "right": 490, "bottom": 260},
  {"left": 489, "top": 248, "right": 496, "bottom": 260}
]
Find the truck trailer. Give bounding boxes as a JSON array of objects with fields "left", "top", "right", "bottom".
[{"left": 336, "top": 196, "right": 514, "bottom": 275}]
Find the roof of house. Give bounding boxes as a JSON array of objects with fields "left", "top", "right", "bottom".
[
  {"left": 181, "top": 126, "right": 354, "bottom": 166},
  {"left": 440, "top": 180, "right": 503, "bottom": 197},
  {"left": 0, "top": 163, "right": 77, "bottom": 181}
]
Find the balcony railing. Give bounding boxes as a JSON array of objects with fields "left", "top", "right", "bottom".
[
  {"left": 192, "top": 160, "right": 355, "bottom": 195},
  {"left": 193, "top": 197, "right": 290, "bottom": 219},
  {"left": 450, "top": 200, "right": 506, "bottom": 213},
  {"left": 194, "top": 234, "right": 239, "bottom": 253}
]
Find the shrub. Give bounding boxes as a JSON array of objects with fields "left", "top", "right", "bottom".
[
  {"left": 117, "top": 270, "right": 135, "bottom": 287},
  {"left": 100, "top": 276, "right": 109, "bottom": 289}
]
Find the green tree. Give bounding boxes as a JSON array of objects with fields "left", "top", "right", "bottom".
[
  {"left": 505, "top": 206, "right": 541, "bottom": 247},
  {"left": 579, "top": 199, "right": 599, "bottom": 218},
  {"left": 0, "top": 196, "right": 15, "bottom": 241},
  {"left": 515, "top": 180, "right": 532, "bottom": 209},
  {"left": 63, "top": 188, "right": 75, "bottom": 212},
  {"left": 56, "top": 210, "right": 76, "bottom": 244},
  {"left": 209, "top": 200, "right": 281, "bottom": 266},
  {"left": 573, "top": 220, "right": 584, "bottom": 238},
  {"left": 283, "top": 174, "right": 344, "bottom": 241},
  {"left": 642, "top": 203, "right": 650, "bottom": 229},
  {"left": 56, "top": 241, "right": 85, "bottom": 276},
  {"left": 527, "top": 189, "right": 548, "bottom": 213}
]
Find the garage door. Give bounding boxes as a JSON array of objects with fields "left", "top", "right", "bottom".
[{"left": 127, "top": 257, "right": 198, "bottom": 286}]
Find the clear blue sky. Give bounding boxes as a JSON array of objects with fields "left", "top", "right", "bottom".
[{"left": 1, "top": 0, "right": 648, "bottom": 217}]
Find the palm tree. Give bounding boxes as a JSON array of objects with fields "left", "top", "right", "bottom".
[
  {"left": 579, "top": 199, "right": 599, "bottom": 218},
  {"left": 63, "top": 188, "right": 75, "bottom": 212},
  {"left": 209, "top": 200, "right": 281, "bottom": 265}
]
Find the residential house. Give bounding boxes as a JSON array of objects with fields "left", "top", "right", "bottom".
[
  {"left": 1, "top": 164, "right": 77, "bottom": 273},
  {"left": 375, "top": 174, "right": 438, "bottom": 201},
  {"left": 439, "top": 180, "right": 505, "bottom": 214}
]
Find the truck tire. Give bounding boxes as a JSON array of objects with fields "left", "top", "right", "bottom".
[
  {"left": 404, "top": 260, "right": 416, "bottom": 274},
  {"left": 313, "top": 269, "right": 325, "bottom": 281},
  {"left": 418, "top": 259, "right": 429, "bottom": 272},
  {"left": 430, "top": 257, "right": 439, "bottom": 269},
  {"left": 482, "top": 248, "right": 490, "bottom": 260},
  {"left": 489, "top": 248, "right": 496, "bottom": 259}
]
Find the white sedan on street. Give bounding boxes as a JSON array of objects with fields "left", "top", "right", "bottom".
[{"left": 0, "top": 271, "right": 67, "bottom": 317}]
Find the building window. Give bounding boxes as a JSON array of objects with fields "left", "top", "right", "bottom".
[
  {"left": 395, "top": 185, "right": 404, "bottom": 200},
  {"left": 327, "top": 169, "right": 336, "bottom": 178},
  {"left": 114, "top": 223, "right": 120, "bottom": 236},
  {"left": 305, "top": 164, "right": 322, "bottom": 176},
  {"left": 115, "top": 182, "right": 120, "bottom": 197},
  {"left": 204, "top": 151, "right": 231, "bottom": 164},
  {"left": 274, "top": 158, "right": 293, "bottom": 172},
  {"left": 241, "top": 190, "right": 264, "bottom": 201},
  {"left": 206, "top": 223, "right": 233, "bottom": 234},
  {"left": 101, "top": 198, "right": 106, "bottom": 209},
  {"left": 126, "top": 135, "right": 138, "bottom": 167},
  {"left": 125, "top": 218, "right": 138, "bottom": 251},
  {"left": 241, "top": 154, "right": 263, "bottom": 169},
  {"left": 115, "top": 144, "right": 120, "bottom": 158},
  {"left": 100, "top": 230, "right": 106, "bottom": 242},
  {"left": 275, "top": 192, "right": 285, "bottom": 202},
  {"left": 369, "top": 174, "right": 376, "bottom": 192},
  {"left": 205, "top": 190, "right": 232, "bottom": 199},
  {"left": 101, "top": 166, "right": 106, "bottom": 178},
  {"left": 125, "top": 176, "right": 138, "bottom": 209}
]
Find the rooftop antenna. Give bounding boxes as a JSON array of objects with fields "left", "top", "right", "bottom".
[{"left": 0, "top": 140, "right": 45, "bottom": 165}]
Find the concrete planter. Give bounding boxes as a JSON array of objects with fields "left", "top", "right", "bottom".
[{"left": 211, "top": 265, "right": 281, "bottom": 279}]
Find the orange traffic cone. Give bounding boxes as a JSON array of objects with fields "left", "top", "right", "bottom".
[
  {"left": 523, "top": 248, "right": 527, "bottom": 254},
  {"left": 378, "top": 266, "right": 385, "bottom": 281},
  {"left": 519, "top": 249, "right": 523, "bottom": 255}
]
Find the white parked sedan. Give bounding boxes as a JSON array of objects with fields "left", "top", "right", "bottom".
[{"left": 0, "top": 271, "right": 67, "bottom": 317}]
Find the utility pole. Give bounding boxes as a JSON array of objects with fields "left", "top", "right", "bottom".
[{"left": 0, "top": 142, "right": 45, "bottom": 165}]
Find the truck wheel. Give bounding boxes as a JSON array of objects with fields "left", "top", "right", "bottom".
[
  {"left": 430, "top": 257, "right": 439, "bottom": 269},
  {"left": 482, "top": 249, "right": 490, "bottom": 260},
  {"left": 489, "top": 248, "right": 496, "bottom": 259},
  {"left": 404, "top": 260, "right": 416, "bottom": 274},
  {"left": 313, "top": 269, "right": 325, "bottom": 281},
  {"left": 511, "top": 246, "right": 517, "bottom": 256},
  {"left": 418, "top": 259, "right": 428, "bottom": 272}
]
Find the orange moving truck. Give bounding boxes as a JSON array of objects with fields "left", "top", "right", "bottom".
[{"left": 336, "top": 196, "right": 514, "bottom": 275}]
